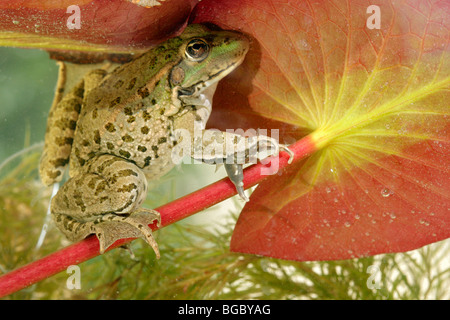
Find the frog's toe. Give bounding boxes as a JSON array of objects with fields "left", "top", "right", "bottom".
[
  {"left": 224, "top": 163, "right": 249, "bottom": 202},
  {"left": 279, "top": 144, "right": 294, "bottom": 164}
]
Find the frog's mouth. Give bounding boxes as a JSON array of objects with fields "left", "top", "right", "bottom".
[
  {"left": 176, "top": 81, "right": 216, "bottom": 109},
  {"left": 177, "top": 78, "right": 213, "bottom": 98}
]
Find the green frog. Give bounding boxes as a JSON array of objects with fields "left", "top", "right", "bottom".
[{"left": 39, "top": 24, "right": 292, "bottom": 257}]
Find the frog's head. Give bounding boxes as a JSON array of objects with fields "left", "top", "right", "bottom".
[{"left": 169, "top": 24, "right": 250, "bottom": 98}]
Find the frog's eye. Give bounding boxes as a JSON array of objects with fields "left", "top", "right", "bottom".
[{"left": 185, "top": 39, "right": 209, "bottom": 62}]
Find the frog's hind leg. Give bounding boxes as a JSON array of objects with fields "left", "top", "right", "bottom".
[{"left": 51, "top": 154, "right": 160, "bottom": 256}]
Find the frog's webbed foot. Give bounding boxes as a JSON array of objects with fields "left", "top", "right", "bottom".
[
  {"left": 53, "top": 209, "right": 161, "bottom": 257},
  {"left": 91, "top": 210, "right": 161, "bottom": 257}
]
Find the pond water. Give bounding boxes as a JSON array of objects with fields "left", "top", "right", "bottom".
[{"left": 0, "top": 47, "right": 57, "bottom": 163}]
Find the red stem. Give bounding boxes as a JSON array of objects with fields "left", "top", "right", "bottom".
[{"left": 0, "top": 136, "right": 315, "bottom": 297}]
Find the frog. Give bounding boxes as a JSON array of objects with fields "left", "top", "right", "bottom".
[{"left": 39, "top": 24, "right": 293, "bottom": 257}]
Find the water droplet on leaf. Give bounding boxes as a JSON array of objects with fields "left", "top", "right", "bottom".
[{"left": 381, "top": 188, "right": 393, "bottom": 197}]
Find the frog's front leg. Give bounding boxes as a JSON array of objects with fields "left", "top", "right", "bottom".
[
  {"left": 191, "top": 130, "right": 294, "bottom": 201},
  {"left": 51, "top": 154, "right": 160, "bottom": 256}
]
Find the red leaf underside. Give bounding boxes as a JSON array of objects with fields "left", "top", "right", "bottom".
[{"left": 193, "top": 0, "right": 450, "bottom": 261}]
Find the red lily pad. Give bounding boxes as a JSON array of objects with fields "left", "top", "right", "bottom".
[
  {"left": 192, "top": 0, "right": 450, "bottom": 261},
  {"left": 0, "top": 0, "right": 198, "bottom": 52}
]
